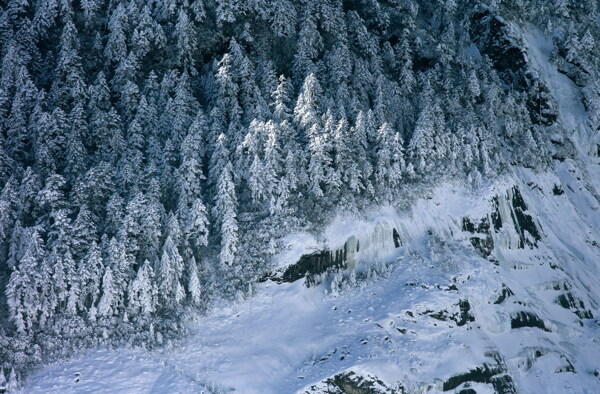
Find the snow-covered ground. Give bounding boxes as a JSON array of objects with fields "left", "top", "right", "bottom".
[{"left": 21, "top": 165, "right": 600, "bottom": 393}]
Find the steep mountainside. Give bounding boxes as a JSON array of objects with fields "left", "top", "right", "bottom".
[{"left": 1, "top": 0, "right": 600, "bottom": 391}]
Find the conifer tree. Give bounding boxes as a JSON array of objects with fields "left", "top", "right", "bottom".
[
  {"left": 6, "top": 368, "right": 17, "bottom": 392},
  {"left": 98, "top": 266, "right": 116, "bottom": 318},
  {"left": 50, "top": 18, "right": 87, "bottom": 108},
  {"left": 186, "top": 255, "right": 202, "bottom": 306},
  {"left": 6, "top": 230, "right": 45, "bottom": 334},
  {"left": 104, "top": 3, "right": 129, "bottom": 64},
  {"left": 352, "top": 111, "right": 376, "bottom": 195},
  {"left": 129, "top": 260, "right": 156, "bottom": 315},
  {"left": 78, "top": 241, "right": 103, "bottom": 313},
  {"left": 375, "top": 123, "right": 405, "bottom": 200},
  {"left": 132, "top": 5, "right": 166, "bottom": 59},
  {"left": 269, "top": 0, "right": 296, "bottom": 37},
  {"left": 408, "top": 93, "right": 436, "bottom": 174},
  {"left": 157, "top": 236, "right": 185, "bottom": 305},
  {"left": 211, "top": 134, "right": 239, "bottom": 270},
  {"left": 293, "top": 6, "right": 322, "bottom": 77}
]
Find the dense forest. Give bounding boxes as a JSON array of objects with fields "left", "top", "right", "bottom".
[{"left": 0, "top": 0, "right": 599, "bottom": 384}]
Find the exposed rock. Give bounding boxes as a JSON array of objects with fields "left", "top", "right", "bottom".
[
  {"left": 283, "top": 248, "right": 348, "bottom": 284},
  {"left": 263, "top": 223, "right": 401, "bottom": 284},
  {"left": 556, "top": 292, "right": 593, "bottom": 319},
  {"left": 470, "top": 6, "right": 558, "bottom": 125},
  {"left": 456, "top": 299, "right": 476, "bottom": 327},
  {"left": 302, "top": 370, "right": 404, "bottom": 394},
  {"left": 491, "top": 186, "right": 542, "bottom": 249},
  {"left": 462, "top": 217, "right": 495, "bottom": 258},
  {"left": 393, "top": 228, "right": 401, "bottom": 248},
  {"left": 470, "top": 7, "right": 528, "bottom": 88},
  {"left": 555, "top": 355, "right": 576, "bottom": 373},
  {"left": 428, "top": 300, "right": 475, "bottom": 327},
  {"left": 442, "top": 353, "right": 516, "bottom": 393},
  {"left": 517, "top": 347, "right": 547, "bottom": 371},
  {"left": 428, "top": 310, "right": 449, "bottom": 321},
  {"left": 491, "top": 196, "right": 504, "bottom": 231},
  {"left": 493, "top": 285, "right": 515, "bottom": 304},
  {"left": 510, "top": 311, "right": 550, "bottom": 331},
  {"left": 261, "top": 236, "right": 361, "bottom": 284},
  {"left": 463, "top": 186, "right": 543, "bottom": 259},
  {"left": 552, "top": 184, "right": 565, "bottom": 195},
  {"left": 490, "top": 374, "right": 518, "bottom": 394},
  {"left": 509, "top": 187, "right": 542, "bottom": 247}
]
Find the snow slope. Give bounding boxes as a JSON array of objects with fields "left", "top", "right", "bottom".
[{"left": 21, "top": 167, "right": 600, "bottom": 393}]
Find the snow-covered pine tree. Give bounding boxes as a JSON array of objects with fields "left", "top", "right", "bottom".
[
  {"left": 157, "top": 236, "right": 185, "bottom": 306},
  {"left": 408, "top": 86, "right": 436, "bottom": 175},
  {"left": 211, "top": 134, "right": 239, "bottom": 271},
  {"left": 293, "top": 5, "right": 323, "bottom": 78},
  {"left": 186, "top": 255, "right": 202, "bottom": 306},
  {"left": 6, "top": 368, "right": 17, "bottom": 391},
  {"left": 129, "top": 259, "right": 157, "bottom": 315},
  {"left": 78, "top": 241, "right": 104, "bottom": 315},
  {"left": 97, "top": 266, "right": 117, "bottom": 318},
  {"left": 375, "top": 123, "right": 405, "bottom": 201}
]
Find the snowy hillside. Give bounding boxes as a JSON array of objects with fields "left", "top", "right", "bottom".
[
  {"left": 21, "top": 163, "right": 600, "bottom": 393},
  {"left": 2, "top": 0, "right": 600, "bottom": 392}
]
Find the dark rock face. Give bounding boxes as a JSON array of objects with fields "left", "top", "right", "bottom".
[
  {"left": 428, "top": 299, "right": 475, "bottom": 327},
  {"left": 493, "top": 285, "right": 515, "bottom": 304},
  {"left": 491, "top": 186, "right": 543, "bottom": 249},
  {"left": 510, "top": 311, "right": 550, "bottom": 331},
  {"left": 509, "top": 187, "right": 542, "bottom": 248},
  {"left": 261, "top": 237, "right": 356, "bottom": 284},
  {"left": 393, "top": 228, "right": 401, "bottom": 248},
  {"left": 491, "top": 196, "right": 504, "bottom": 231},
  {"left": 462, "top": 217, "right": 495, "bottom": 258},
  {"left": 456, "top": 299, "right": 476, "bottom": 326},
  {"left": 465, "top": 186, "right": 543, "bottom": 260},
  {"left": 552, "top": 184, "right": 565, "bottom": 195},
  {"left": 520, "top": 348, "right": 547, "bottom": 371},
  {"left": 556, "top": 292, "right": 594, "bottom": 319},
  {"left": 470, "top": 7, "right": 528, "bottom": 88},
  {"left": 470, "top": 6, "right": 558, "bottom": 125},
  {"left": 555, "top": 355, "right": 576, "bottom": 373},
  {"left": 303, "top": 370, "right": 404, "bottom": 393},
  {"left": 282, "top": 248, "right": 349, "bottom": 283},
  {"left": 442, "top": 352, "right": 516, "bottom": 393},
  {"left": 265, "top": 226, "right": 401, "bottom": 284},
  {"left": 490, "top": 374, "right": 519, "bottom": 394}
]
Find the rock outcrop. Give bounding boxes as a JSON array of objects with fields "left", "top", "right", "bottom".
[{"left": 470, "top": 6, "right": 558, "bottom": 125}]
